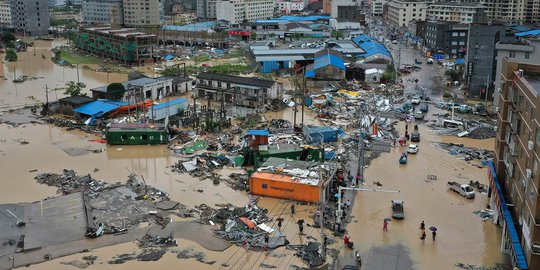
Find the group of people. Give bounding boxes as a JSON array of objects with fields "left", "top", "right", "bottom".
[
  {"left": 419, "top": 220, "right": 436, "bottom": 243},
  {"left": 394, "top": 123, "right": 419, "bottom": 147}
]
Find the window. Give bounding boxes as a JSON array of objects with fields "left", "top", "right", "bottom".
[
  {"left": 460, "top": 32, "right": 466, "bottom": 36},
  {"left": 142, "top": 135, "right": 148, "bottom": 140},
  {"left": 452, "top": 32, "right": 458, "bottom": 36},
  {"left": 525, "top": 53, "right": 530, "bottom": 59},
  {"left": 509, "top": 51, "right": 516, "bottom": 58}
]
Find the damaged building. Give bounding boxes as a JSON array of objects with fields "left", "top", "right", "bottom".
[{"left": 195, "top": 72, "right": 284, "bottom": 117}]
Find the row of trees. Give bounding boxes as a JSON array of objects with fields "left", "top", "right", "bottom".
[{"left": 63, "top": 81, "right": 125, "bottom": 100}]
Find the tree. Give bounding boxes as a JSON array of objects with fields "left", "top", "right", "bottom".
[
  {"left": 159, "top": 66, "right": 184, "bottom": 77},
  {"left": 64, "top": 81, "right": 86, "bottom": 96},
  {"left": 250, "top": 32, "right": 257, "bottom": 40},
  {"left": 382, "top": 63, "right": 396, "bottom": 82},
  {"left": 107, "top": 83, "right": 126, "bottom": 100},
  {"left": 331, "top": 31, "right": 344, "bottom": 40},
  {"left": 4, "top": 49, "right": 17, "bottom": 62},
  {"left": 292, "top": 33, "right": 302, "bottom": 40},
  {"left": 445, "top": 69, "right": 463, "bottom": 82},
  {"left": 2, "top": 31, "right": 15, "bottom": 43}
]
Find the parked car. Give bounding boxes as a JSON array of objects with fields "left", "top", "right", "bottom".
[
  {"left": 407, "top": 144, "right": 419, "bottom": 154},
  {"left": 392, "top": 40, "right": 398, "bottom": 44},
  {"left": 420, "top": 103, "right": 429, "bottom": 113},
  {"left": 447, "top": 181, "right": 475, "bottom": 199},
  {"left": 415, "top": 59, "right": 422, "bottom": 64},
  {"left": 445, "top": 102, "right": 461, "bottom": 110},
  {"left": 411, "top": 131, "right": 420, "bottom": 142},
  {"left": 402, "top": 102, "right": 413, "bottom": 112},
  {"left": 391, "top": 200, "right": 404, "bottom": 219},
  {"left": 283, "top": 99, "right": 295, "bottom": 107},
  {"left": 411, "top": 96, "right": 421, "bottom": 104},
  {"left": 414, "top": 111, "right": 424, "bottom": 120},
  {"left": 427, "top": 58, "right": 434, "bottom": 64},
  {"left": 458, "top": 105, "right": 473, "bottom": 113}
]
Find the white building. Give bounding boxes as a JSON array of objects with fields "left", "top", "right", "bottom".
[
  {"left": 216, "top": 0, "right": 275, "bottom": 25},
  {"left": 49, "top": 0, "right": 66, "bottom": 7},
  {"left": 0, "top": 1, "right": 11, "bottom": 28},
  {"left": 82, "top": 0, "right": 124, "bottom": 25},
  {"left": 276, "top": 0, "right": 304, "bottom": 13},
  {"left": 330, "top": 0, "right": 357, "bottom": 19},
  {"left": 122, "top": 0, "right": 161, "bottom": 27},
  {"left": 371, "top": 0, "right": 386, "bottom": 16},
  {"left": 386, "top": 0, "right": 428, "bottom": 27},
  {"left": 71, "top": 0, "right": 83, "bottom": 5},
  {"left": 426, "top": 2, "right": 486, "bottom": 24}
]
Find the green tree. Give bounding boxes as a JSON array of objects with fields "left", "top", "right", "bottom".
[
  {"left": 64, "top": 81, "right": 86, "bottom": 96},
  {"left": 382, "top": 63, "right": 396, "bottom": 82},
  {"left": 445, "top": 69, "right": 463, "bottom": 82},
  {"left": 107, "top": 83, "right": 126, "bottom": 100},
  {"left": 4, "top": 49, "right": 17, "bottom": 62},
  {"left": 2, "top": 31, "right": 15, "bottom": 43},
  {"left": 331, "top": 31, "right": 344, "bottom": 40},
  {"left": 292, "top": 33, "right": 302, "bottom": 40},
  {"left": 251, "top": 32, "right": 257, "bottom": 40}
]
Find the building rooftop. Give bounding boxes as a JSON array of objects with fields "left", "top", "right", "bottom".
[
  {"left": 428, "top": 2, "right": 485, "bottom": 7},
  {"left": 162, "top": 21, "right": 216, "bottom": 32},
  {"left": 197, "top": 72, "right": 276, "bottom": 88},
  {"left": 257, "top": 157, "right": 321, "bottom": 186},
  {"left": 90, "top": 77, "right": 173, "bottom": 93},
  {"left": 59, "top": 96, "right": 94, "bottom": 105},
  {"left": 108, "top": 123, "right": 166, "bottom": 132},
  {"left": 82, "top": 27, "right": 156, "bottom": 38}
]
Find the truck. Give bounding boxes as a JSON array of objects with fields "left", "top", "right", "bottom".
[{"left": 447, "top": 182, "right": 475, "bottom": 199}]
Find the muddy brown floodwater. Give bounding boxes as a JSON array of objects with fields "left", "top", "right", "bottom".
[{"left": 0, "top": 40, "right": 127, "bottom": 107}]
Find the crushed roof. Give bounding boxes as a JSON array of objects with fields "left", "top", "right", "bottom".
[{"left": 197, "top": 72, "right": 276, "bottom": 88}]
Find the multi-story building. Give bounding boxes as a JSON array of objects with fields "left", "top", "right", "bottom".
[
  {"left": 371, "top": 0, "right": 386, "bottom": 16},
  {"left": 464, "top": 24, "right": 514, "bottom": 99},
  {"left": 71, "top": 0, "right": 83, "bottom": 5},
  {"left": 74, "top": 27, "right": 156, "bottom": 65},
  {"left": 82, "top": 0, "right": 124, "bottom": 26},
  {"left": 424, "top": 21, "right": 468, "bottom": 58},
  {"left": 330, "top": 0, "right": 357, "bottom": 18},
  {"left": 216, "top": 0, "right": 275, "bottom": 25},
  {"left": 386, "top": 0, "right": 428, "bottom": 27},
  {"left": 276, "top": 0, "right": 304, "bottom": 13},
  {"left": 426, "top": 2, "right": 486, "bottom": 24},
  {"left": 494, "top": 31, "right": 540, "bottom": 107},
  {"left": 49, "top": 0, "right": 67, "bottom": 7},
  {"left": 0, "top": 1, "right": 11, "bottom": 29},
  {"left": 9, "top": 0, "right": 49, "bottom": 37},
  {"left": 195, "top": 72, "right": 283, "bottom": 117},
  {"left": 122, "top": 0, "right": 161, "bottom": 27},
  {"left": 493, "top": 34, "right": 540, "bottom": 270},
  {"left": 323, "top": 0, "right": 331, "bottom": 13},
  {"left": 196, "top": 0, "right": 218, "bottom": 20},
  {"left": 433, "top": 0, "right": 538, "bottom": 24}
]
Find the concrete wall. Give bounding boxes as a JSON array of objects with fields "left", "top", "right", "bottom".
[{"left": 10, "top": 0, "right": 49, "bottom": 36}]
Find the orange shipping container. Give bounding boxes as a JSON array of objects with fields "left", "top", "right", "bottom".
[{"left": 250, "top": 172, "right": 321, "bottom": 203}]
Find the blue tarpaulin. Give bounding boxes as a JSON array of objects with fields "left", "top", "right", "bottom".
[
  {"left": 352, "top": 35, "right": 392, "bottom": 58},
  {"left": 324, "top": 151, "right": 336, "bottom": 160},
  {"left": 163, "top": 54, "right": 175, "bottom": 60},
  {"left": 515, "top": 29, "right": 540, "bottom": 37},
  {"left": 488, "top": 161, "right": 528, "bottom": 269},
  {"left": 454, "top": 59, "right": 465, "bottom": 65},
  {"left": 244, "top": 130, "right": 270, "bottom": 136},
  {"left": 151, "top": 98, "right": 187, "bottom": 110},
  {"left": 303, "top": 126, "right": 344, "bottom": 144},
  {"left": 74, "top": 99, "right": 128, "bottom": 117}
]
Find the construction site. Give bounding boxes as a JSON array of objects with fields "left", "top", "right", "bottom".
[{"left": 73, "top": 27, "right": 157, "bottom": 66}]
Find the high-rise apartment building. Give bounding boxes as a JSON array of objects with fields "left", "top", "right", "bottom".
[
  {"left": 434, "top": 0, "right": 539, "bottom": 24},
  {"left": 216, "top": 0, "right": 275, "bottom": 24},
  {"left": 493, "top": 33, "right": 540, "bottom": 270},
  {"left": 82, "top": 0, "right": 124, "bottom": 26},
  {"left": 386, "top": 0, "right": 427, "bottom": 27},
  {"left": 426, "top": 2, "right": 486, "bottom": 24},
  {"left": 9, "top": 0, "right": 49, "bottom": 36},
  {"left": 371, "top": 0, "right": 387, "bottom": 16},
  {"left": 0, "top": 1, "right": 11, "bottom": 29},
  {"left": 196, "top": 0, "right": 218, "bottom": 20},
  {"left": 122, "top": 0, "right": 161, "bottom": 27}
]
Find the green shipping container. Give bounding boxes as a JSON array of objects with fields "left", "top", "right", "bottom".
[{"left": 106, "top": 123, "right": 168, "bottom": 145}]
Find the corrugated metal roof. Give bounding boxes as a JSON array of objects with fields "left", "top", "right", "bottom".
[
  {"left": 197, "top": 72, "right": 276, "bottom": 88},
  {"left": 255, "top": 56, "right": 305, "bottom": 62},
  {"left": 244, "top": 129, "right": 270, "bottom": 136},
  {"left": 162, "top": 22, "right": 215, "bottom": 32},
  {"left": 515, "top": 29, "right": 540, "bottom": 37},
  {"left": 74, "top": 99, "right": 128, "bottom": 117},
  {"left": 91, "top": 77, "right": 173, "bottom": 93},
  {"left": 353, "top": 35, "right": 392, "bottom": 58},
  {"left": 151, "top": 98, "right": 187, "bottom": 110}
]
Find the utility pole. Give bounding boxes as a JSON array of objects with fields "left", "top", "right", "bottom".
[
  {"left": 356, "top": 140, "right": 365, "bottom": 180},
  {"left": 301, "top": 67, "right": 306, "bottom": 126},
  {"left": 396, "top": 41, "right": 401, "bottom": 85},
  {"left": 485, "top": 74, "right": 490, "bottom": 107},
  {"left": 76, "top": 64, "right": 80, "bottom": 83},
  {"left": 44, "top": 84, "right": 49, "bottom": 114},
  {"left": 319, "top": 166, "right": 326, "bottom": 259}
]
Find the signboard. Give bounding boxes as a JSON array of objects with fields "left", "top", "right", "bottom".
[
  {"left": 433, "top": 54, "right": 444, "bottom": 60},
  {"left": 228, "top": 31, "right": 251, "bottom": 36}
]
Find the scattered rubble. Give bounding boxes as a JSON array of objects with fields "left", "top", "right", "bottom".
[
  {"left": 455, "top": 262, "right": 511, "bottom": 270},
  {"left": 108, "top": 248, "right": 167, "bottom": 264},
  {"left": 290, "top": 242, "right": 325, "bottom": 267},
  {"left": 175, "top": 248, "right": 216, "bottom": 265},
  {"left": 35, "top": 170, "right": 107, "bottom": 195},
  {"left": 138, "top": 232, "right": 177, "bottom": 248},
  {"left": 432, "top": 143, "right": 494, "bottom": 164},
  {"left": 473, "top": 209, "right": 495, "bottom": 222},
  {"left": 60, "top": 255, "right": 98, "bottom": 269}
]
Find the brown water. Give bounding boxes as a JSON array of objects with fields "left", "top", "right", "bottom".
[{"left": 0, "top": 40, "right": 127, "bottom": 107}]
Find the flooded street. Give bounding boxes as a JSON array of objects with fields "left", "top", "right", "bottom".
[
  {"left": 0, "top": 40, "right": 127, "bottom": 107},
  {"left": 0, "top": 40, "right": 509, "bottom": 270}
]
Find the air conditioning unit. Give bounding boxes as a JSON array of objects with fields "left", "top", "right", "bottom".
[
  {"left": 528, "top": 141, "right": 534, "bottom": 150},
  {"left": 495, "top": 106, "right": 499, "bottom": 112},
  {"left": 526, "top": 169, "right": 532, "bottom": 179},
  {"left": 518, "top": 69, "right": 524, "bottom": 77}
]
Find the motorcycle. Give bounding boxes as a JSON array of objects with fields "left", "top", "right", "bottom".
[{"left": 355, "top": 250, "right": 362, "bottom": 265}]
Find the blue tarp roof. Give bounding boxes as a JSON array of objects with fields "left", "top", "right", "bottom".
[
  {"left": 488, "top": 162, "right": 528, "bottom": 269},
  {"left": 516, "top": 29, "right": 540, "bottom": 37},
  {"left": 510, "top": 25, "right": 530, "bottom": 32},
  {"left": 256, "top": 15, "right": 330, "bottom": 23},
  {"left": 306, "top": 52, "right": 346, "bottom": 78},
  {"left": 245, "top": 130, "right": 270, "bottom": 136},
  {"left": 352, "top": 35, "right": 392, "bottom": 58},
  {"left": 163, "top": 54, "right": 175, "bottom": 60},
  {"left": 162, "top": 21, "right": 215, "bottom": 32},
  {"left": 454, "top": 59, "right": 465, "bottom": 65},
  {"left": 74, "top": 99, "right": 128, "bottom": 117},
  {"left": 151, "top": 98, "right": 187, "bottom": 110}
]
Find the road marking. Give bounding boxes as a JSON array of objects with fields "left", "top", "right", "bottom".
[{"left": 41, "top": 200, "right": 43, "bottom": 215}]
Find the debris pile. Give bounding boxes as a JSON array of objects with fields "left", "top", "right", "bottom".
[
  {"left": 455, "top": 262, "right": 509, "bottom": 270},
  {"left": 35, "top": 170, "right": 107, "bottom": 195},
  {"left": 138, "top": 232, "right": 177, "bottom": 248},
  {"left": 433, "top": 143, "right": 494, "bottom": 163},
  {"left": 467, "top": 124, "right": 496, "bottom": 139},
  {"left": 473, "top": 209, "right": 494, "bottom": 222},
  {"left": 290, "top": 242, "right": 325, "bottom": 267},
  {"left": 204, "top": 204, "right": 288, "bottom": 250}
]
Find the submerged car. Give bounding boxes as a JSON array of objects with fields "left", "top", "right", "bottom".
[
  {"left": 407, "top": 144, "right": 419, "bottom": 154},
  {"left": 391, "top": 200, "right": 404, "bottom": 219}
]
